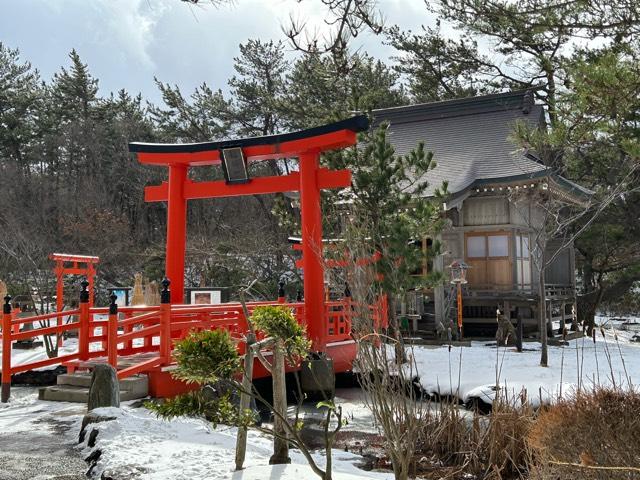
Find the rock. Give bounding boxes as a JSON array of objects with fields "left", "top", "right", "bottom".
[
  {"left": 79, "top": 410, "right": 118, "bottom": 443},
  {"left": 85, "top": 449, "right": 102, "bottom": 476},
  {"left": 87, "top": 364, "right": 120, "bottom": 411}
]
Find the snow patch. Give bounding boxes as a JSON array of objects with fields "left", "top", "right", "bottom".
[{"left": 409, "top": 332, "right": 639, "bottom": 406}]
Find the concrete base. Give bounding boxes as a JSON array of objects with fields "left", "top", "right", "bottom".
[
  {"left": 39, "top": 373, "right": 148, "bottom": 403},
  {"left": 301, "top": 354, "right": 335, "bottom": 399}
]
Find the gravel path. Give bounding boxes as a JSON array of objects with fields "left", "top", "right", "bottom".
[{"left": 0, "top": 388, "right": 87, "bottom": 480}]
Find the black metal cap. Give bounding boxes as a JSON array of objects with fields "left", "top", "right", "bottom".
[
  {"left": 3, "top": 295, "right": 12, "bottom": 315},
  {"left": 109, "top": 293, "right": 118, "bottom": 315},
  {"left": 80, "top": 280, "right": 90, "bottom": 303},
  {"left": 161, "top": 278, "right": 171, "bottom": 304}
]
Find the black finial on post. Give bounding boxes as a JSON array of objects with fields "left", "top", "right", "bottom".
[
  {"left": 278, "top": 281, "right": 286, "bottom": 298},
  {"left": 80, "top": 280, "right": 89, "bottom": 304},
  {"left": 161, "top": 278, "right": 171, "bottom": 304},
  {"left": 344, "top": 282, "right": 351, "bottom": 298},
  {"left": 109, "top": 293, "right": 118, "bottom": 315},
  {"left": 296, "top": 289, "right": 303, "bottom": 302},
  {"left": 3, "top": 295, "right": 12, "bottom": 314}
]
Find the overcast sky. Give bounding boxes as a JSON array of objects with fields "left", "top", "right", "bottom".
[{"left": 1, "top": 0, "right": 436, "bottom": 104}]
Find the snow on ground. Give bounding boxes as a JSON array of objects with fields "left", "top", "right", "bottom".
[
  {"left": 83, "top": 407, "right": 392, "bottom": 480},
  {"left": 410, "top": 321, "right": 640, "bottom": 406},
  {"left": 0, "top": 387, "right": 390, "bottom": 480},
  {"left": 82, "top": 405, "right": 392, "bottom": 480}
]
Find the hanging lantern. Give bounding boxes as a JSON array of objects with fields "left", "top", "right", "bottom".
[{"left": 449, "top": 260, "right": 469, "bottom": 284}]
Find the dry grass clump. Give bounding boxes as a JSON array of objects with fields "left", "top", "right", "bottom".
[
  {"left": 528, "top": 388, "right": 640, "bottom": 480},
  {"left": 414, "top": 395, "right": 534, "bottom": 479}
]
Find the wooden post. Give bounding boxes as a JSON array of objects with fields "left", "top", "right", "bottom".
[
  {"left": 123, "top": 312, "right": 133, "bottom": 352},
  {"left": 107, "top": 293, "right": 118, "bottom": 368},
  {"left": 2, "top": 296, "right": 12, "bottom": 403},
  {"left": 269, "top": 339, "right": 291, "bottom": 465},
  {"left": 55, "top": 261, "right": 64, "bottom": 348},
  {"left": 159, "top": 279, "right": 172, "bottom": 361},
  {"left": 559, "top": 302, "right": 566, "bottom": 336},
  {"left": 516, "top": 309, "right": 523, "bottom": 353},
  {"left": 79, "top": 280, "right": 90, "bottom": 361}
]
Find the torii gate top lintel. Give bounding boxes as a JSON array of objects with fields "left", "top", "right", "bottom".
[
  {"left": 129, "top": 115, "right": 369, "bottom": 165},
  {"left": 128, "top": 115, "right": 369, "bottom": 351}
]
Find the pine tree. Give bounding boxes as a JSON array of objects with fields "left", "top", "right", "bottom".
[{"left": 227, "top": 39, "right": 289, "bottom": 137}]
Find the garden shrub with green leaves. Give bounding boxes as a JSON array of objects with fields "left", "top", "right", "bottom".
[
  {"left": 251, "top": 305, "right": 311, "bottom": 361},
  {"left": 171, "top": 328, "right": 240, "bottom": 384},
  {"left": 148, "top": 389, "right": 252, "bottom": 426},
  {"left": 147, "top": 328, "right": 246, "bottom": 422}
]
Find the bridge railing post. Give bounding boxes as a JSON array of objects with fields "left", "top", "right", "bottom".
[
  {"left": 159, "top": 279, "right": 171, "bottom": 361},
  {"left": 108, "top": 293, "right": 118, "bottom": 368},
  {"left": 79, "top": 280, "right": 90, "bottom": 361},
  {"left": 2, "top": 295, "right": 12, "bottom": 403},
  {"left": 11, "top": 303, "right": 20, "bottom": 335}
]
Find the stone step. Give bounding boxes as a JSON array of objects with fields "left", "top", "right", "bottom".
[
  {"left": 56, "top": 372, "right": 147, "bottom": 391},
  {"left": 39, "top": 374, "right": 149, "bottom": 403}
]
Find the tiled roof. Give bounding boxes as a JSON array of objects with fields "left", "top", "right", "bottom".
[{"left": 372, "top": 90, "right": 550, "bottom": 197}]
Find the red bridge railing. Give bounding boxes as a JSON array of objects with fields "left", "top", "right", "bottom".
[{"left": 1, "top": 289, "right": 387, "bottom": 402}]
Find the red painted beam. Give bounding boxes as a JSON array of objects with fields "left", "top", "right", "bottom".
[
  {"left": 145, "top": 168, "right": 351, "bottom": 203},
  {"left": 135, "top": 129, "right": 357, "bottom": 167},
  {"left": 49, "top": 253, "right": 100, "bottom": 263}
]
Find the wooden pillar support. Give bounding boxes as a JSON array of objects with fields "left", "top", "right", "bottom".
[
  {"left": 107, "top": 293, "right": 118, "bottom": 368},
  {"left": 2, "top": 296, "right": 12, "bottom": 403},
  {"left": 79, "top": 280, "right": 90, "bottom": 361},
  {"left": 299, "top": 152, "right": 326, "bottom": 352},
  {"left": 165, "top": 165, "right": 188, "bottom": 304},
  {"left": 159, "top": 279, "right": 172, "bottom": 361}
]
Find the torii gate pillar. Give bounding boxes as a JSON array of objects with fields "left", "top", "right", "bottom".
[
  {"left": 166, "top": 164, "right": 188, "bottom": 304},
  {"left": 299, "top": 152, "right": 325, "bottom": 351}
]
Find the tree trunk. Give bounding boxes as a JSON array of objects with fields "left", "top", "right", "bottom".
[
  {"left": 391, "top": 451, "right": 410, "bottom": 480},
  {"left": 235, "top": 332, "right": 255, "bottom": 470},
  {"left": 269, "top": 339, "right": 291, "bottom": 465},
  {"left": 539, "top": 267, "right": 548, "bottom": 367}
]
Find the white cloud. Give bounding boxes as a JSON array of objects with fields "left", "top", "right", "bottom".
[
  {"left": 97, "top": 0, "right": 168, "bottom": 70},
  {"left": 0, "top": 0, "right": 436, "bottom": 102}
]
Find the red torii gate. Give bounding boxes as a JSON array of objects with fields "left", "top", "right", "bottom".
[{"left": 129, "top": 116, "right": 369, "bottom": 351}]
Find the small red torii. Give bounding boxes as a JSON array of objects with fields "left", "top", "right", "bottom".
[
  {"left": 129, "top": 116, "right": 369, "bottom": 351},
  {"left": 49, "top": 253, "right": 99, "bottom": 311}
]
